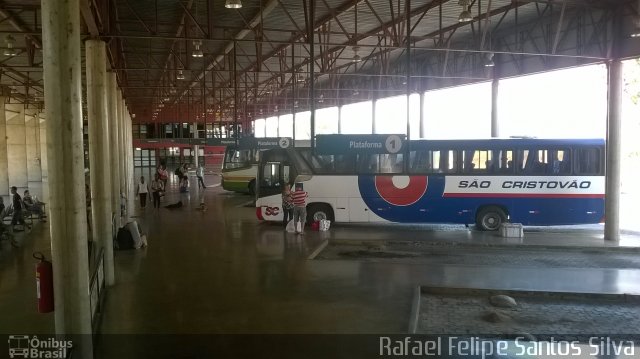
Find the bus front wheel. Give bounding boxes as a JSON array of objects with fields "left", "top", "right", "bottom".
[
  {"left": 307, "top": 204, "right": 334, "bottom": 224},
  {"left": 476, "top": 207, "right": 507, "bottom": 231}
]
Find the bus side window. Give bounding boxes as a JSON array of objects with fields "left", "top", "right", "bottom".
[
  {"left": 496, "top": 150, "right": 514, "bottom": 173},
  {"left": 409, "top": 150, "right": 430, "bottom": 173},
  {"left": 438, "top": 150, "right": 457, "bottom": 173},
  {"left": 548, "top": 149, "right": 571, "bottom": 175},
  {"left": 463, "top": 150, "right": 476, "bottom": 173},
  {"left": 357, "top": 154, "right": 379, "bottom": 173},
  {"left": 520, "top": 149, "right": 546, "bottom": 174},
  {"left": 576, "top": 147, "right": 601, "bottom": 175}
]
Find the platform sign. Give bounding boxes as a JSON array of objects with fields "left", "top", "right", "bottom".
[
  {"left": 315, "top": 134, "right": 405, "bottom": 154},
  {"left": 205, "top": 137, "right": 292, "bottom": 148},
  {"left": 206, "top": 138, "right": 238, "bottom": 146},
  {"left": 256, "top": 137, "right": 292, "bottom": 149}
]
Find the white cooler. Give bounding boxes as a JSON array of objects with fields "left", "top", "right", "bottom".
[{"left": 499, "top": 223, "right": 523, "bottom": 238}]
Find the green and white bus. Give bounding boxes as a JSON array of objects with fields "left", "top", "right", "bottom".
[{"left": 221, "top": 137, "right": 294, "bottom": 194}]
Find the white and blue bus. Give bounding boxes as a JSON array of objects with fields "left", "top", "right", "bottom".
[{"left": 255, "top": 135, "right": 605, "bottom": 231}]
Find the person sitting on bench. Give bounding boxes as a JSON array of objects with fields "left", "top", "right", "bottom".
[{"left": 23, "top": 190, "right": 46, "bottom": 222}]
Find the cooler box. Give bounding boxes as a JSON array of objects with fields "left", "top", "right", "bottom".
[
  {"left": 311, "top": 221, "right": 320, "bottom": 231},
  {"left": 500, "top": 223, "right": 523, "bottom": 238}
]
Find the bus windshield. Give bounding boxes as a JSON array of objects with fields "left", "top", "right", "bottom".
[{"left": 223, "top": 148, "right": 257, "bottom": 170}]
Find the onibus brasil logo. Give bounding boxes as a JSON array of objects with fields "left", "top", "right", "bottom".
[{"left": 8, "top": 335, "right": 72, "bottom": 358}]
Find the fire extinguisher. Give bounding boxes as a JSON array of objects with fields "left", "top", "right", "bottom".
[{"left": 34, "top": 252, "right": 54, "bottom": 313}]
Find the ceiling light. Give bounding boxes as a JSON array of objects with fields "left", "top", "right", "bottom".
[
  {"left": 192, "top": 40, "right": 204, "bottom": 58},
  {"left": 352, "top": 46, "right": 362, "bottom": 62},
  {"left": 352, "top": 90, "right": 359, "bottom": 96},
  {"left": 458, "top": 0, "right": 472, "bottom": 23},
  {"left": 177, "top": 70, "right": 185, "bottom": 80},
  {"left": 294, "top": 100, "right": 299, "bottom": 108},
  {"left": 632, "top": 31, "right": 640, "bottom": 38},
  {"left": 484, "top": 52, "right": 495, "bottom": 67},
  {"left": 225, "top": 0, "right": 242, "bottom": 9},
  {"left": 4, "top": 35, "right": 17, "bottom": 57},
  {"left": 458, "top": 9, "right": 472, "bottom": 22},
  {"left": 318, "top": 94, "right": 324, "bottom": 103}
]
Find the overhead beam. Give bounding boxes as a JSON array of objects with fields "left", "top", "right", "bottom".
[
  {"left": 0, "top": 1, "right": 42, "bottom": 48},
  {"left": 80, "top": 0, "right": 100, "bottom": 37}
]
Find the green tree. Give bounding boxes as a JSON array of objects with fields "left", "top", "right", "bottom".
[{"left": 624, "top": 58, "right": 640, "bottom": 104}]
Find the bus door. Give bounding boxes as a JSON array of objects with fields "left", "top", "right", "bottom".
[
  {"left": 260, "top": 161, "right": 291, "bottom": 189},
  {"left": 258, "top": 149, "right": 297, "bottom": 200}
]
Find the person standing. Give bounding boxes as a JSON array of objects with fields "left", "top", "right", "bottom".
[
  {"left": 159, "top": 165, "right": 169, "bottom": 190},
  {"left": 196, "top": 164, "right": 206, "bottom": 189},
  {"left": 281, "top": 183, "right": 294, "bottom": 228},
  {"left": 291, "top": 183, "right": 308, "bottom": 234},
  {"left": 150, "top": 174, "right": 164, "bottom": 209},
  {"left": 10, "top": 186, "right": 30, "bottom": 231},
  {"left": 136, "top": 176, "right": 150, "bottom": 209}
]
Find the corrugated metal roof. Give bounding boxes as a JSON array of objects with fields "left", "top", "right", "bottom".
[{"left": 0, "top": 0, "right": 631, "bottom": 118}]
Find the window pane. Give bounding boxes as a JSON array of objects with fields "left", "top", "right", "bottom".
[
  {"left": 424, "top": 82, "right": 491, "bottom": 139},
  {"left": 278, "top": 114, "right": 293, "bottom": 138},
  {"left": 265, "top": 116, "right": 278, "bottom": 137},
  {"left": 341, "top": 101, "right": 372, "bottom": 134},
  {"left": 294, "top": 111, "right": 311, "bottom": 140},
  {"left": 375, "top": 95, "right": 407, "bottom": 135},
  {"left": 409, "top": 94, "right": 421, "bottom": 140},
  {"left": 254, "top": 119, "right": 266, "bottom": 138},
  {"left": 499, "top": 65, "right": 607, "bottom": 138},
  {"left": 315, "top": 107, "right": 339, "bottom": 134}
]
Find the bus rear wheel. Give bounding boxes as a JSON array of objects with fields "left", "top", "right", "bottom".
[
  {"left": 307, "top": 204, "right": 334, "bottom": 224},
  {"left": 476, "top": 206, "right": 507, "bottom": 231}
]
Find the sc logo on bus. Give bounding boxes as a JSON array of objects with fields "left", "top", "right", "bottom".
[{"left": 265, "top": 206, "right": 280, "bottom": 216}]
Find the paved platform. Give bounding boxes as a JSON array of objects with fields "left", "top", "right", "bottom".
[{"left": 321, "top": 223, "right": 640, "bottom": 252}]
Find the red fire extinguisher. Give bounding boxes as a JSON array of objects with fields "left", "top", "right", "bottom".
[{"left": 34, "top": 252, "right": 54, "bottom": 313}]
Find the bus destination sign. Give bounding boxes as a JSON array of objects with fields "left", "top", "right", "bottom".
[{"left": 315, "top": 134, "right": 405, "bottom": 154}]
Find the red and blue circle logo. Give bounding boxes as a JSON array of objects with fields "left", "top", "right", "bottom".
[{"left": 374, "top": 176, "right": 428, "bottom": 206}]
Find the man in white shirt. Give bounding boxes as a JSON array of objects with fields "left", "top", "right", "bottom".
[
  {"left": 196, "top": 165, "right": 206, "bottom": 189},
  {"left": 136, "top": 176, "right": 150, "bottom": 209}
]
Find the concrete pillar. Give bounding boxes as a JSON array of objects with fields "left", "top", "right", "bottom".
[
  {"left": 605, "top": 60, "right": 623, "bottom": 242},
  {"left": 41, "top": 0, "right": 93, "bottom": 355},
  {"left": 6, "top": 104, "right": 28, "bottom": 190},
  {"left": 193, "top": 121, "right": 199, "bottom": 168},
  {"left": 371, "top": 99, "right": 376, "bottom": 134},
  {"left": 126, "top": 110, "right": 134, "bottom": 213},
  {"left": 108, "top": 73, "right": 121, "bottom": 227},
  {"left": 0, "top": 87, "right": 10, "bottom": 197},
  {"left": 117, "top": 93, "right": 127, "bottom": 222},
  {"left": 419, "top": 92, "right": 425, "bottom": 139},
  {"left": 39, "top": 114, "right": 49, "bottom": 204},
  {"left": 86, "top": 39, "right": 115, "bottom": 286},
  {"left": 491, "top": 77, "right": 499, "bottom": 138},
  {"left": 26, "top": 110, "right": 43, "bottom": 187}
]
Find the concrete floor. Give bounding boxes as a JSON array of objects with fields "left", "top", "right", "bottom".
[{"left": 1, "top": 169, "right": 640, "bottom": 357}]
